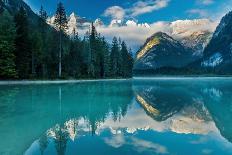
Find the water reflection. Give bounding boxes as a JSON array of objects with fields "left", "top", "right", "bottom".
[{"left": 0, "top": 79, "right": 232, "bottom": 155}]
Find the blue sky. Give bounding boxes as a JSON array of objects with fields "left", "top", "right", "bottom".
[
  {"left": 24, "top": 0, "right": 231, "bottom": 24},
  {"left": 24, "top": 0, "right": 232, "bottom": 51}
]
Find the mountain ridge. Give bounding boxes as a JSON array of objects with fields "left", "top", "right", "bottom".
[{"left": 134, "top": 32, "right": 194, "bottom": 72}]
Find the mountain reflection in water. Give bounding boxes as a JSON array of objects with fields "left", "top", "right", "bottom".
[{"left": 0, "top": 79, "right": 232, "bottom": 155}]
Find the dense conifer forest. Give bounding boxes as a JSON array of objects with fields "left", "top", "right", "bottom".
[{"left": 0, "top": 2, "right": 134, "bottom": 79}]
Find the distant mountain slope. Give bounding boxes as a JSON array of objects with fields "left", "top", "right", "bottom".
[
  {"left": 199, "top": 11, "right": 232, "bottom": 73},
  {"left": 170, "top": 19, "right": 215, "bottom": 57},
  {"left": 0, "top": 0, "right": 58, "bottom": 37},
  {"left": 177, "top": 31, "right": 212, "bottom": 57},
  {"left": 47, "top": 12, "right": 93, "bottom": 34},
  {"left": 134, "top": 32, "right": 194, "bottom": 72},
  {"left": 1, "top": 0, "right": 39, "bottom": 25}
]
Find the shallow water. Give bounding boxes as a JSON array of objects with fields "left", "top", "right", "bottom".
[{"left": 0, "top": 79, "right": 232, "bottom": 155}]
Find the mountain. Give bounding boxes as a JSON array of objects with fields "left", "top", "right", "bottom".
[
  {"left": 177, "top": 31, "right": 212, "bottom": 57},
  {"left": 94, "top": 18, "right": 104, "bottom": 27},
  {"left": 47, "top": 12, "right": 93, "bottom": 35},
  {"left": 133, "top": 19, "right": 220, "bottom": 75},
  {"left": 134, "top": 32, "right": 194, "bottom": 73},
  {"left": 109, "top": 19, "right": 151, "bottom": 28},
  {"left": 199, "top": 11, "right": 232, "bottom": 73},
  {"left": 1, "top": 0, "right": 41, "bottom": 25},
  {"left": 170, "top": 19, "right": 215, "bottom": 57},
  {"left": 109, "top": 19, "right": 123, "bottom": 27},
  {"left": 125, "top": 20, "right": 150, "bottom": 28}
]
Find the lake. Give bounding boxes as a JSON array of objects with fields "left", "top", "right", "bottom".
[{"left": 0, "top": 78, "right": 232, "bottom": 155}]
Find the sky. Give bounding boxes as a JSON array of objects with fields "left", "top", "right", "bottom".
[
  {"left": 24, "top": 0, "right": 232, "bottom": 51},
  {"left": 24, "top": 0, "right": 232, "bottom": 24}
]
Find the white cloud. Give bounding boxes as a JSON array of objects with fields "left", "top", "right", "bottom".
[
  {"left": 103, "top": 6, "right": 125, "bottom": 20},
  {"left": 78, "top": 19, "right": 217, "bottom": 53},
  {"left": 130, "top": 0, "right": 170, "bottom": 16},
  {"left": 197, "top": 0, "right": 214, "bottom": 5},
  {"left": 95, "top": 21, "right": 170, "bottom": 51},
  {"left": 103, "top": 0, "right": 170, "bottom": 20}
]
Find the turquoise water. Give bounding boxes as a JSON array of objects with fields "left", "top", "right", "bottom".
[{"left": 0, "top": 79, "right": 232, "bottom": 155}]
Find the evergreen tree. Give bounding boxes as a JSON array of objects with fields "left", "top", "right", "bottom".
[
  {"left": 128, "top": 48, "right": 134, "bottom": 77},
  {"left": 81, "top": 35, "right": 90, "bottom": 77},
  {"left": 31, "top": 32, "right": 43, "bottom": 77},
  {"left": 39, "top": 6, "right": 48, "bottom": 21},
  {"left": 65, "top": 31, "right": 82, "bottom": 77},
  {"left": 120, "top": 41, "right": 133, "bottom": 77},
  {"left": 110, "top": 37, "right": 120, "bottom": 77},
  {"left": 38, "top": 5, "right": 48, "bottom": 78},
  {"left": 95, "top": 33, "right": 104, "bottom": 78},
  {"left": 1, "top": 3, "right": 134, "bottom": 79},
  {"left": 102, "top": 38, "right": 110, "bottom": 78},
  {"left": 54, "top": 2, "right": 67, "bottom": 78},
  {"left": 14, "top": 6, "right": 31, "bottom": 79},
  {"left": 0, "top": 0, "right": 4, "bottom": 14},
  {"left": 88, "top": 23, "right": 97, "bottom": 78},
  {"left": 0, "top": 10, "right": 17, "bottom": 79}
]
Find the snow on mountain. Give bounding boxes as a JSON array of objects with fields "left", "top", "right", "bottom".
[
  {"left": 126, "top": 20, "right": 137, "bottom": 27},
  {"left": 94, "top": 18, "right": 104, "bottom": 27},
  {"left": 138, "top": 23, "right": 150, "bottom": 28},
  {"left": 67, "top": 12, "right": 78, "bottom": 35},
  {"left": 109, "top": 19, "right": 123, "bottom": 27},
  {"left": 126, "top": 20, "right": 151, "bottom": 28},
  {"left": 168, "top": 19, "right": 216, "bottom": 57},
  {"left": 170, "top": 19, "right": 214, "bottom": 37},
  {"left": 46, "top": 16, "right": 55, "bottom": 26},
  {"left": 201, "top": 52, "right": 223, "bottom": 67},
  {"left": 47, "top": 12, "right": 92, "bottom": 34}
]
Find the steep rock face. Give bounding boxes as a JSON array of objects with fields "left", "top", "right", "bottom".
[
  {"left": 134, "top": 32, "right": 194, "bottom": 71},
  {"left": 200, "top": 11, "right": 232, "bottom": 72},
  {"left": 177, "top": 31, "right": 212, "bottom": 57},
  {"left": 170, "top": 19, "right": 214, "bottom": 57}
]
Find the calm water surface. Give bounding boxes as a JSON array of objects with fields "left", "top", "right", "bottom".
[{"left": 0, "top": 79, "right": 232, "bottom": 155}]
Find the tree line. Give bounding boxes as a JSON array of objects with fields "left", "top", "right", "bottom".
[{"left": 0, "top": 2, "right": 133, "bottom": 79}]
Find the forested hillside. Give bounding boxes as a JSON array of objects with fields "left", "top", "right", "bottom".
[{"left": 0, "top": 0, "right": 133, "bottom": 79}]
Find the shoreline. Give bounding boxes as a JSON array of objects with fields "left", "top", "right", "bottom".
[
  {"left": 1, "top": 76, "right": 232, "bottom": 85},
  {"left": 0, "top": 79, "right": 131, "bottom": 85},
  {"left": 133, "top": 76, "right": 232, "bottom": 80}
]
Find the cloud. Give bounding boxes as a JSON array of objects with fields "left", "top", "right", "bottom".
[
  {"left": 79, "top": 19, "right": 217, "bottom": 53},
  {"left": 95, "top": 21, "right": 170, "bottom": 51},
  {"left": 103, "top": 0, "right": 170, "bottom": 19},
  {"left": 130, "top": 0, "right": 170, "bottom": 16},
  {"left": 187, "top": 9, "right": 209, "bottom": 18},
  {"left": 197, "top": 0, "right": 214, "bottom": 5},
  {"left": 103, "top": 6, "right": 125, "bottom": 20},
  {"left": 103, "top": 132, "right": 168, "bottom": 154},
  {"left": 130, "top": 137, "right": 168, "bottom": 154}
]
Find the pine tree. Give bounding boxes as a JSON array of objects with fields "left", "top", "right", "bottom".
[
  {"left": 0, "top": 0, "right": 4, "bottom": 14},
  {"left": 31, "top": 32, "right": 43, "bottom": 77},
  {"left": 120, "top": 41, "right": 133, "bottom": 77},
  {"left": 14, "top": 6, "right": 31, "bottom": 79},
  {"left": 38, "top": 5, "right": 48, "bottom": 78},
  {"left": 65, "top": 31, "right": 82, "bottom": 77},
  {"left": 39, "top": 6, "right": 48, "bottom": 21},
  {"left": 88, "top": 23, "right": 97, "bottom": 78},
  {"left": 54, "top": 2, "right": 67, "bottom": 78},
  {"left": 102, "top": 38, "right": 110, "bottom": 78},
  {"left": 128, "top": 48, "right": 134, "bottom": 77},
  {"left": 0, "top": 10, "right": 17, "bottom": 79},
  {"left": 110, "top": 37, "right": 120, "bottom": 77}
]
